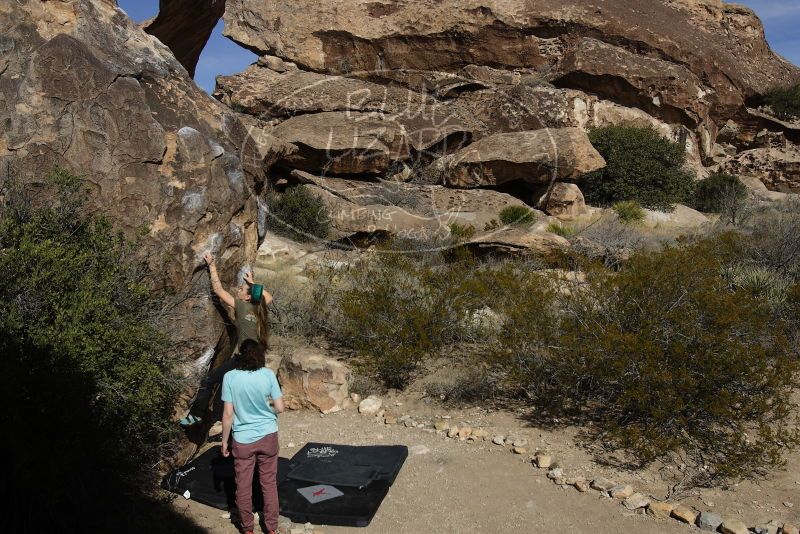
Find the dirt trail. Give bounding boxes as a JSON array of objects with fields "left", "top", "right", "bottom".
[{"left": 172, "top": 409, "right": 693, "bottom": 534}]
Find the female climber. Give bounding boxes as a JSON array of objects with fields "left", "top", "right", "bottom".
[{"left": 179, "top": 253, "right": 273, "bottom": 427}]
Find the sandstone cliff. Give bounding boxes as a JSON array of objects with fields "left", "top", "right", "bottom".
[{"left": 0, "top": 0, "right": 286, "bottom": 363}]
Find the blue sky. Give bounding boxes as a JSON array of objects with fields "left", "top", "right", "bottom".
[{"left": 118, "top": 0, "right": 800, "bottom": 94}]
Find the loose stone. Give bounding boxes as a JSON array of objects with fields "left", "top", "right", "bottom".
[
  {"left": 697, "top": 511, "right": 724, "bottom": 531},
  {"left": 609, "top": 484, "right": 634, "bottom": 499},
  {"left": 671, "top": 505, "right": 699, "bottom": 525},
  {"left": 719, "top": 518, "right": 749, "bottom": 534},
  {"left": 590, "top": 477, "right": 616, "bottom": 492},
  {"left": 646, "top": 501, "right": 674, "bottom": 520}
]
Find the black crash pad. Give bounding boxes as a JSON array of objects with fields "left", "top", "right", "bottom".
[
  {"left": 163, "top": 442, "right": 407, "bottom": 528},
  {"left": 162, "top": 445, "right": 291, "bottom": 511},
  {"left": 279, "top": 443, "right": 408, "bottom": 527}
]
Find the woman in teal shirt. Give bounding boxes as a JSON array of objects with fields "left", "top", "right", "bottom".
[{"left": 221, "top": 340, "right": 285, "bottom": 534}]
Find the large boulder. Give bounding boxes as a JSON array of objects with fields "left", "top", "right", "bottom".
[
  {"left": 0, "top": 0, "right": 284, "bottom": 413},
  {"left": 278, "top": 348, "right": 351, "bottom": 414},
  {"left": 216, "top": 66, "right": 473, "bottom": 154},
  {"left": 466, "top": 227, "right": 570, "bottom": 257},
  {"left": 270, "top": 112, "right": 411, "bottom": 175},
  {"left": 292, "top": 170, "right": 535, "bottom": 240},
  {"left": 441, "top": 128, "right": 605, "bottom": 188},
  {"left": 215, "top": 65, "right": 433, "bottom": 118},
  {"left": 642, "top": 204, "right": 710, "bottom": 229},
  {"left": 539, "top": 183, "right": 588, "bottom": 220},
  {"left": 223, "top": 0, "right": 800, "bottom": 154}
]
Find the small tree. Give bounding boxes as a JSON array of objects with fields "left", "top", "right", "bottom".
[
  {"left": 760, "top": 84, "right": 800, "bottom": 121},
  {"left": 582, "top": 126, "right": 694, "bottom": 210},
  {"left": 267, "top": 186, "right": 330, "bottom": 242},
  {"left": 693, "top": 172, "right": 747, "bottom": 222}
]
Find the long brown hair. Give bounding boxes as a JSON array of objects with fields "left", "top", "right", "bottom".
[{"left": 256, "top": 296, "right": 270, "bottom": 350}]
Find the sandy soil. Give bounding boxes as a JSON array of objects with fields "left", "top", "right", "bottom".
[
  {"left": 169, "top": 404, "right": 695, "bottom": 533},
  {"left": 170, "top": 350, "right": 799, "bottom": 534}
]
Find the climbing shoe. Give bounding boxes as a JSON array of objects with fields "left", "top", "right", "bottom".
[{"left": 179, "top": 414, "right": 203, "bottom": 428}]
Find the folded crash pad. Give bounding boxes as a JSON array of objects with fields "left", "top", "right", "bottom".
[
  {"left": 279, "top": 443, "right": 408, "bottom": 527},
  {"left": 163, "top": 442, "right": 407, "bottom": 528}
]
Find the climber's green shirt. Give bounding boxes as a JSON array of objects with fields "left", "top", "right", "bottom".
[{"left": 234, "top": 298, "right": 259, "bottom": 346}]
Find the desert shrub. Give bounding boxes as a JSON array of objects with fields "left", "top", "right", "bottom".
[
  {"left": 267, "top": 186, "right": 330, "bottom": 242},
  {"left": 425, "top": 370, "right": 502, "bottom": 405},
  {"left": 612, "top": 200, "right": 645, "bottom": 223},
  {"left": 735, "top": 198, "right": 800, "bottom": 280},
  {"left": 500, "top": 205, "right": 537, "bottom": 226},
  {"left": 722, "top": 264, "right": 792, "bottom": 311},
  {"left": 547, "top": 222, "right": 576, "bottom": 238},
  {"left": 569, "top": 215, "right": 656, "bottom": 269},
  {"left": 582, "top": 126, "right": 694, "bottom": 210},
  {"left": 760, "top": 84, "right": 800, "bottom": 121},
  {"left": 693, "top": 172, "right": 747, "bottom": 215},
  {"left": 331, "top": 247, "right": 495, "bottom": 387},
  {"left": 0, "top": 170, "right": 188, "bottom": 531},
  {"left": 484, "top": 218, "right": 500, "bottom": 231},
  {"left": 449, "top": 222, "right": 476, "bottom": 241},
  {"left": 493, "top": 235, "right": 800, "bottom": 486}
]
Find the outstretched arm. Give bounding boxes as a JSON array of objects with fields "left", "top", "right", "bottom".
[{"left": 204, "top": 253, "right": 235, "bottom": 309}]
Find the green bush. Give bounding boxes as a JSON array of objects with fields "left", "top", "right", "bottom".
[
  {"left": 333, "top": 250, "right": 491, "bottom": 388},
  {"left": 449, "top": 222, "right": 476, "bottom": 241},
  {"left": 493, "top": 235, "right": 800, "bottom": 486},
  {"left": 267, "top": 186, "right": 330, "bottom": 242},
  {"left": 722, "top": 264, "right": 792, "bottom": 310},
  {"left": 760, "top": 84, "right": 800, "bottom": 121},
  {"left": 547, "top": 222, "right": 576, "bottom": 238},
  {"left": 693, "top": 172, "right": 747, "bottom": 213},
  {"left": 612, "top": 200, "right": 645, "bottom": 223},
  {"left": 582, "top": 126, "right": 694, "bottom": 210},
  {"left": 500, "top": 205, "right": 537, "bottom": 226},
  {"left": 0, "top": 169, "right": 188, "bottom": 531}
]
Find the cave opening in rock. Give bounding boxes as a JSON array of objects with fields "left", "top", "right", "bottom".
[{"left": 117, "top": 0, "right": 257, "bottom": 94}]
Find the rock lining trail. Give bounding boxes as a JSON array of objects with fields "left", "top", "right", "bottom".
[{"left": 175, "top": 409, "right": 691, "bottom": 534}]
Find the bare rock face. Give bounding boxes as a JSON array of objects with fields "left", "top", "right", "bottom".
[
  {"left": 216, "top": 66, "right": 473, "bottom": 154},
  {"left": 215, "top": 65, "right": 433, "bottom": 119},
  {"left": 0, "top": 0, "right": 279, "bottom": 367},
  {"left": 441, "top": 129, "right": 605, "bottom": 188},
  {"left": 223, "top": 0, "right": 799, "bottom": 151},
  {"left": 721, "top": 145, "right": 800, "bottom": 193},
  {"left": 142, "top": 0, "right": 226, "bottom": 77},
  {"left": 292, "top": 170, "right": 534, "bottom": 240},
  {"left": 270, "top": 112, "right": 411, "bottom": 175},
  {"left": 278, "top": 348, "right": 351, "bottom": 414},
  {"left": 539, "top": 183, "right": 588, "bottom": 220},
  {"left": 467, "top": 227, "right": 571, "bottom": 257}
]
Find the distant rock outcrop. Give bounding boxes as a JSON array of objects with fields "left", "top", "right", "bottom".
[{"left": 223, "top": 0, "right": 799, "bottom": 158}]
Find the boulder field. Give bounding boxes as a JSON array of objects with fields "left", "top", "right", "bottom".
[{"left": 2, "top": 0, "right": 800, "bottom": 445}]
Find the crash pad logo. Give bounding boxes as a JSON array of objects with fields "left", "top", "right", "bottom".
[
  {"left": 307, "top": 446, "right": 339, "bottom": 458},
  {"left": 298, "top": 484, "right": 344, "bottom": 504}
]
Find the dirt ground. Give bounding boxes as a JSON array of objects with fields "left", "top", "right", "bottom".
[{"left": 167, "top": 391, "right": 800, "bottom": 533}]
